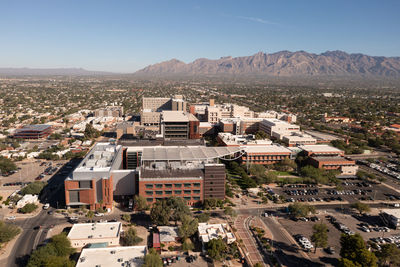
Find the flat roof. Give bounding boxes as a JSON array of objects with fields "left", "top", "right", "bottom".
[
  {"left": 244, "top": 145, "right": 291, "bottom": 154},
  {"left": 161, "top": 111, "right": 189, "bottom": 122},
  {"left": 15, "top": 124, "right": 51, "bottom": 132},
  {"left": 298, "top": 145, "right": 343, "bottom": 153},
  {"left": 141, "top": 146, "right": 242, "bottom": 161},
  {"left": 67, "top": 222, "right": 121, "bottom": 240},
  {"left": 382, "top": 209, "right": 400, "bottom": 218},
  {"left": 311, "top": 156, "right": 355, "bottom": 162},
  {"left": 140, "top": 168, "right": 204, "bottom": 179},
  {"left": 74, "top": 143, "right": 122, "bottom": 172},
  {"left": 76, "top": 246, "right": 146, "bottom": 267}
]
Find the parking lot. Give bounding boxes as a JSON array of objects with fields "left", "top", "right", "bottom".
[{"left": 273, "top": 177, "right": 400, "bottom": 204}]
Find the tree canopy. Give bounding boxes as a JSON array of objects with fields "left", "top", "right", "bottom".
[
  {"left": 143, "top": 248, "right": 163, "bottom": 267},
  {"left": 0, "top": 156, "right": 17, "bottom": 174},
  {"left": 311, "top": 223, "right": 328, "bottom": 252},
  {"left": 0, "top": 221, "right": 21, "bottom": 243},
  {"left": 339, "top": 233, "right": 377, "bottom": 267},
  {"left": 21, "top": 181, "right": 46, "bottom": 195},
  {"left": 288, "top": 203, "right": 316, "bottom": 218},
  {"left": 27, "top": 233, "right": 75, "bottom": 267},
  {"left": 206, "top": 237, "right": 227, "bottom": 261},
  {"left": 350, "top": 202, "right": 370, "bottom": 215},
  {"left": 178, "top": 215, "right": 198, "bottom": 240}
]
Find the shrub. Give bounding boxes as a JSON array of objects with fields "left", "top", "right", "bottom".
[{"left": 19, "top": 203, "right": 38, "bottom": 214}]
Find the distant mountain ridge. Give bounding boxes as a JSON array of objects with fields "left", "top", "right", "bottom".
[
  {"left": 135, "top": 50, "right": 400, "bottom": 77},
  {"left": 0, "top": 67, "right": 113, "bottom": 76}
]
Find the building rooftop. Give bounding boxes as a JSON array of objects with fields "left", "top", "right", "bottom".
[
  {"left": 161, "top": 111, "right": 189, "bottom": 122},
  {"left": 140, "top": 168, "right": 204, "bottom": 179},
  {"left": 15, "top": 124, "right": 51, "bottom": 132},
  {"left": 299, "top": 144, "right": 343, "bottom": 153},
  {"left": 198, "top": 223, "right": 235, "bottom": 244},
  {"left": 74, "top": 143, "right": 122, "bottom": 172},
  {"left": 76, "top": 246, "right": 146, "bottom": 267},
  {"left": 381, "top": 209, "right": 400, "bottom": 218},
  {"left": 311, "top": 156, "right": 355, "bottom": 162},
  {"left": 67, "top": 222, "right": 121, "bottom": 240},
  {"left": 140, "top": 146, "right": 242, "bottom": 161},
  {"left": 158, "top": 226, "right": 179, "bottom": 242},
  {"left": 218, "top": 133, "right": 272, "bottom": 146},
  {"left": 244, "top": 145, "right": 291, "bottom": 154}
]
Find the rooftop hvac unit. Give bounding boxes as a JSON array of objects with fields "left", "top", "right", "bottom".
[
  {"left": 111, "top": 250, "right": 116, "bottom": 254},
  {"left": 80, "top": 257, "right": 86, "bottom": 262},
  {"left": 88, "top": 235, "right": 93, "bottom": 238}
]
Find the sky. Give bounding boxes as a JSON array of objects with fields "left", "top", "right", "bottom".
[{"left": 1, "top": 0, "right": 399, "bottom": 72}]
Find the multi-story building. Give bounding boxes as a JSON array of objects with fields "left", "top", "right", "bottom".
[
  {"left": 142, "top": 97, "right": 171, "bottom": 111},
  {"left": 219, "top": 118, "right": 264, "bottom": 135},
  {"left": 242, "top": 145, "right": 292, "bottom": 165},
  {"left": 205, "top": 103, "right": 254, "bottom": 125},
  {"left": 161, "top": 111, "right": 199, "bottom": 140},
  {"left": 64, "top": 143, "right": 136, "bottom": 210},
  {"left": 298, "top": 145, "right": 344, "bottom": 157},
  {"left": 259, "top": 119, "right": 300, "bottom": 137},
  {"left": 13, "top": 124, "right": 52, "bottom": 139},
  {"left": 65, "top": 142, "right": 241, "bottom": 209},
  {"left": 94, "top": 106, "right": 124, "bottom": 117},
  {"left": 281, "top": 132, "right": 317, "bottom": 147},
  {"left": 132, "top": 146, "right": 238, "bottom": 205},
  {"left": 299, "top": 145, "right": 357, "bottom": 175}
]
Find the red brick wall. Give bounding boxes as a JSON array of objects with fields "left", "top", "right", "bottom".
[{"left": 139, "top": 179, "right": 203, "bottom": 206}]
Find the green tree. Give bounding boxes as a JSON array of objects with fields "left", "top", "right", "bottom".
[
  {"left": 178, "top": 215, "right": 198, "bottom": 239},
  {"left": 288, "top": 203, "right": 316, "bottom": 218},
  {"left": 150, "top": 200, "right": 172, "bottom": 225},
  {"left": 254, "top": 131, "right": 268, "bottom": 140},
  {"left": 27, "top": 233, "right": 75, "bottom": 267},
  {"left": 167, "top": 197, "right": 191, "bottom": 223},
  {"left": 197, "top": 212, "right": 210, "bottom": 223},
  {"left": 84, "top": 123, "right": 101, "bottom": 139},
  {"left": 223, "top": 206, "right": 237, "bottom": 219},
  {"left": 375, "top": 243, "right": 400, "bottom": 267},
  {"left": 134, "top": 195, "right": 149, "bottom": 211},
  {"left": 311, "top": 223, "right": 328, "bottom": 253},
  {"left": 122, "top": 213, "right": 131, "bottom": 222},
  {"left": 207, "top": 237, "right": 227, "bottom": 261},
  {"left": 121, "top": 227, "right": 143, "bottom": 246},
  {"left": 143, "top": 248, "right": 163, "bottom": 267},
  {"left": 0, "top": 221, "right": 21, "bottom": 243},
  {"left": 86, "top": 210, "right": 94, "bottom": 222},
  {"left": 0, "top": 156, "right": 17, "bottom": 174},
  {"left": 19, "top": 203, "right": 38, "bottom": 214},
  {"left": 21, "top": 181, "right": 47, "bottom": 195},
  {"left": 350, "top": 202, "right": 371, "bottom": 215},
  {"left": 340, "top": 233, "right": 377, "bottom": 267},
  {"left": 182, "top": 238, "right": 194, "bottom": 252}
]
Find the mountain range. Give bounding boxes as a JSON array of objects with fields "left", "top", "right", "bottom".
[{"left": 135, "top": 50, "right": 400, "bottom": 77}]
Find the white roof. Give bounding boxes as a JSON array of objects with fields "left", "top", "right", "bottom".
[
  {"left": 244, "top": 145, "right": 291, "bottom": 154},
  {"left": 140, "top": 146, "right": 242, "bottom": 161},
  {"left": 76, "top": 246, "right": 146, "bottom": 267},
  {"left": 198, "top": 223, "right": 231, "bottom": 243},
  {"left": 298, "top": 145, "right": 342, "bottom": 153},
  {"left": 67, "top": 222, "right": 121, "bottom": 240},
  {"left": 382, "top": 209, "right": 400, "bottom": 218},
  {"left": 161, "top": 111, "right": 189, "bottom": 122}
]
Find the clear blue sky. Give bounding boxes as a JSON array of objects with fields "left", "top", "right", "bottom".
[{"left": 1, "top": 0, "right": 399, "bottom": 72}]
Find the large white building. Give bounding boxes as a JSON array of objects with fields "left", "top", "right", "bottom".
[
  {"left": 198, "top": 223, "right": 236, "bottom": 244},
  {"left": 259, "top": 119, "right": 300, "bottom": 137},
  {"left": 76, "top": 246, "right": 147, "bottom": 267},
  {"left": 67, "top": 222, "right": 122, "bottom": 248}
]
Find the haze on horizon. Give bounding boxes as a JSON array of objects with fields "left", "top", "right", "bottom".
[{"left": 1, "top": 0, "right": 399, "bottom": 73}]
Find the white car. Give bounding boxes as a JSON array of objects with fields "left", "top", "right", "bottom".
[
  {"left": 361, "top": 226, "right": 370, "bottom": 232},
  {"left": 6, "top": 216, "right": 16, "bottom": 220},
  {"left": 94, "top": 212, "right": 104, "bottom": 217},
  {"left": 43, "top": 203, "right": 50, "bottom": 210}
]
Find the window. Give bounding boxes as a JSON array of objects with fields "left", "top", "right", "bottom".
[
  {"left": 184, "top": 196, "right": 191, "bottom": 201},
  {"left": 210, "top": 181, "right": 213, "bottom": 185},
  {"left": 165, "top": 184, "right": 172, "bottom": 188},
  {"left": 184, "top": 183, "right": 191, "bottom": 188},
  {"left": 174, "top": 184, "right": 182, "bottom": 188},
  {"left": 145, "top": 184, "right": 153, "bottom": 189},
  {"left": 193, "top": 196, "right": 200, "bottom": 201},
  {"left": 156, "top": 198, "right": 163, "bottom": 201},
  {"left": 155, "top": 184, "right": 163, "bottom": 188},
  {"left": 146, "top": 198, "right": 153, "bottom": 202},
  {"left": 174, "top": 190, "right": 182, "bottom": 194},
  {"left": 165, "top": 191, "right": 172, "bottom": 195},
  {"left": 79, "top": 181, "right": 91, "bottom": 188},
  {"left": 209, "top": 188, "right": 213, "bottom": 191},
  {"left": 155, "top": 191, "right": 163, "bottom": 195},
  {"left": 194, "top": 183, "right": 200, "bottom": 188},
  {"left": 145, "top": 191, "right": 153, "bottom": 195},
  {"left": 184, "top": 190, "right": 191, "bottom": 194},
  {"left": 193, "top": 190, "right": 200, "bottom": 194}
]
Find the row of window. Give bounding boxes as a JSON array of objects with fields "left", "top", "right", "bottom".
[
  {"left": 145, "top": 190, "right": 201, "bottom": 196},
  {"left": 145, "top": 183, "right": 200, "bottom": 189},
  {"left": 146, "top": 196, "right": 201, "bottom": 202}
]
